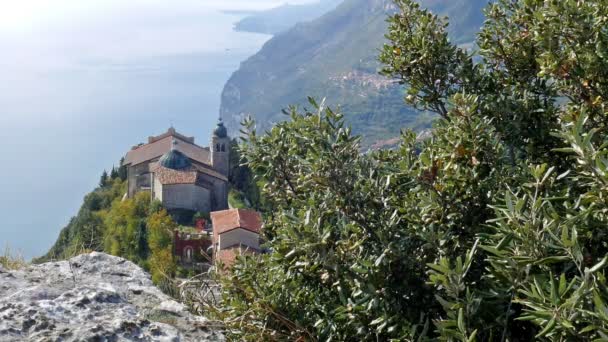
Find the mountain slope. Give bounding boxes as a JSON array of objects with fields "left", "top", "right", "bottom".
[
  {"left": 234, "top": 0, "right": 343, "bottom": 35},
  {"left": 220, "top": 0, "right": 487, "bottom": 146}
]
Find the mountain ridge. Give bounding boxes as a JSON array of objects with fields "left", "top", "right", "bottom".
[
  {"left": 220, "top": 0, "right": 487, "bottom": 146},
  {"left": 234, "top": 0, "right": 343, "bottom": 35}
]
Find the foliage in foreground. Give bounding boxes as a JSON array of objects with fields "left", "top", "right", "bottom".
[
  {"left": 1, "top": 247, "right": 27, "bottom": 270},
  {"left": 215, "top": 0, "right": 608, "bottom": 340}
]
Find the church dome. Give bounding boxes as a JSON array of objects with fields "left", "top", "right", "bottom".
[
  {"left": 159, "top": 140, "right": 191, "bottom": 170},
  {"left": 213, "top": 119, "right": 228, "bottom": 138}
]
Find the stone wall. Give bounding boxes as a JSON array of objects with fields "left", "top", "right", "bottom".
[
  {"left": 162, "top": 184, "right": 211, "bottom": 213},
  {"left": 174, "top": 231, "right": 212, "bottom": 263},
  {"left": 217, "top": 229, "right": 260, "bottom": 250},
  {"left": 212, "top": 179, "right": 228, "bottom": 211},
  {"left": 127, "top": 162, "right": 154, "bottom": 198}
]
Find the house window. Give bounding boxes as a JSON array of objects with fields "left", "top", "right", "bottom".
[{"left": 184, "top": 246, "right": 193, "bottom": 262}]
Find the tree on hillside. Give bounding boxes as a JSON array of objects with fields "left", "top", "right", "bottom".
[
  {"left": 147, "top": 209, "right": 177, "bottom": 284},
  {"left": 214, "top": 0, "right": 608, "bottom": 340},
  {"left": 103, "top": 191, "right": 151, "bottom": 262},
  {"left": 228, "top": 138, "right": 262, "bottom": 210},
  {"left": 117, "top": 157, "right": 128, "bottom": 181},
  {"left": 110, "top": 166, "right": 119, "bottom": 180},
  {"left": 99, "top": 170, "right": 109, "bottom": 188},
  {"left": 135, "top": 220, "right": 149, "bottom": 262}
]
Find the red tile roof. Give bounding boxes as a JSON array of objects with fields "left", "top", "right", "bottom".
[
  {"left": 192, "top": 164, "right": 228, "bottom": 182},
  {"left": 211, "top": 209, "right": 262, "bottom": 235},
  {"left": 124, "top": 129, "right": 210, "bottom": 167}
]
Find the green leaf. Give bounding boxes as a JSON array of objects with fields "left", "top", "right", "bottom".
[
  {"left": 533, "top": 255, "right": 570, "bottom": 265},
  {"left": 458, "top": 308, "right": 466, "bottom": 334},
  {"left": 586, "top": 256, "right": 608, "bottom": 274},
  {"left": 351, "top": 265, "right": 368, "bottom": 274},
  {"left": 536, "top": 318, "right": 556, "bottom": 338},
  {"left": 558, "top": 273, "right": 567, "bottom": 296},
  {"left": 541, "top": 166, "right": 555, "bottom": 184},
  {"left": 467, "top": 329, "right": 478, "bottom": 342},
  {"left": 370, "top": 317, "right": 385, "bottom": 326},
  {"left": 556, "top": 170, "right": 571, "bottom": 180}
]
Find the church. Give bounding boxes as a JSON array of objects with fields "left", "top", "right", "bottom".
[{"left": 122, "top": 120, "right": 231, "bottom": 213}]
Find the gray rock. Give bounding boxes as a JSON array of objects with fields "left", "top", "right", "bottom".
[{"left": 0, "top": 252, "right": 223, "bottom": 342}]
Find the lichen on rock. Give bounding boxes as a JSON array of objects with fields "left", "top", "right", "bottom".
[{"left": 0, "top": 252, "right": 223, "bottom": 341}]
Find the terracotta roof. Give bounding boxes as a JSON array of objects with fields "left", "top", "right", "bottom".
[
  {"left": 124, "top": 129, "right": 210, "bottom": 167},
  {"left": 148, "top": 127, "right": 194, "bottom": 144},
  {"left": 151, "top": 163, "right": 228, "bottom": 185},
  {"left": 211, "top": 209, "right": 262, "bottom": 235},
  {"left": 151, "top": 164, "right": 198, "bottom": 185},
  {"left": 192, "top": 164, "right": 229, "bottom": 182}
]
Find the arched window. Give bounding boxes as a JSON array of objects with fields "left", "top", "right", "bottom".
[
  {"left": 221, "top": 144, "right": 226, "bottom": 152},
  {"left": 216, "top": 144, "right": 220, "bottom": 152},
  {"left": 184, "top": 246, "right": 193, "bottom": 262}
]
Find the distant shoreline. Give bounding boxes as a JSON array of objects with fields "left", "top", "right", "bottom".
[{"left": 221, "top": 9, "right": 259, "bottom": 17}]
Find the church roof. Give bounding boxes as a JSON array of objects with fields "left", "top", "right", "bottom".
[
  {"left": 211, "top": 209, "right": 262, "bottom": 235},
  {"left": 213, "top": 120, "right": 228, "bottom": 138},
  {"left": 159, "top": 140, "right": 192, "bottom": 170},
  {"left": 151, "top": 163, "right": 228, "bottom": 185},
  {"left": 152, "top": 165, "right": 198, "bottom": 185},
  {"left": 124, "top": 128, "right": 210, "bottom": 167}
]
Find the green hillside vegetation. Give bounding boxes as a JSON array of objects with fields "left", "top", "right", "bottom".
[
  {"left": 234, "top": 0, "right": 343, "bottom": 35},
  {"left": 37, "top": 176, "right": 127, "bottom": 262},
  {"left": 35, "top": 170, "right": 177, "bottom": 284},
  {"left": 213, "top": 0, "right": 608, "bottom": 340},
  {"left": 220, "top": 0, "right": 487, "bottom": 147}
]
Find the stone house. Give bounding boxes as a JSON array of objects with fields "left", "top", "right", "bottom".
[
  {"left": 122, "top": 120, "right": 231, "bottom": 212},
  {"left": 210, "top": 209, "right": 263, "bottom": 268}
]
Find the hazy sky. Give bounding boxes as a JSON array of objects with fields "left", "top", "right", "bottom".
[
  {"left": 0, "top": 0, "right": 317, "bottom": 32},
  {"left": 0, "top": 0, "right": 317, "bottom": 123},
  {"left": 0, "top": 0, "right": 318, "bottom": 258}
]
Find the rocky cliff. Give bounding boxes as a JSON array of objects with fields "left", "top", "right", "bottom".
[
  {"left": 220, "top": 0, "right": 486, "bottom": 147},
  {"left": 0, "top": 252, "right": 222, "bottom": 341}
]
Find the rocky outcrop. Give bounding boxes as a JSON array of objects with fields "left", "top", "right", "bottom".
[{"left": 0, "top": 252, "right": 223, "bottom": 341}]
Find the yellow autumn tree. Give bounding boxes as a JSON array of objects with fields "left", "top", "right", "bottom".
[
  {"left": 147, "top": 209, "right": 177, "bottom": 284},
  {"left": 102, "top": 191, "right": 150, "bottom": 262}
]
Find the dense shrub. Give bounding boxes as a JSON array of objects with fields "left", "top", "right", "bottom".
[{"left": 215, "top": 0, "right": 608, "bottom": 340}]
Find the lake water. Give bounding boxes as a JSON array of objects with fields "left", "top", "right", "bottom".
[{"left": 0, "top": 1, "right": 285, "bottom": 259}]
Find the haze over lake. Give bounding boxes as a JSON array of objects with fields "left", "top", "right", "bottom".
[{"left": 0, "top": 0, "right": 316, "bottom": 259}]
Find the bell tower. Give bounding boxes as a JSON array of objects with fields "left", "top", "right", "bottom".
[{"left": 210, "top": 118, "right": 230, "bottom": 176}]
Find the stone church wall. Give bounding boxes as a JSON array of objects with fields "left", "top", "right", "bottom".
[
  {"left": 162, "top": 184, "right": 211, "bottom": 213},
  {"left": 153, "top": 177, "right": 163, "bottom": 202},
  {"left": 212, "top": 178, "right": 228, "bottom": 211},
  {"left": 127, "top": 162, "right": 153, "bottom": 197}
]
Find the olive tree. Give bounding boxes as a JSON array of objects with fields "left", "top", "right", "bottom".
[{"left": 214, "top": 0, "right": 608, "bottom": 340}]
